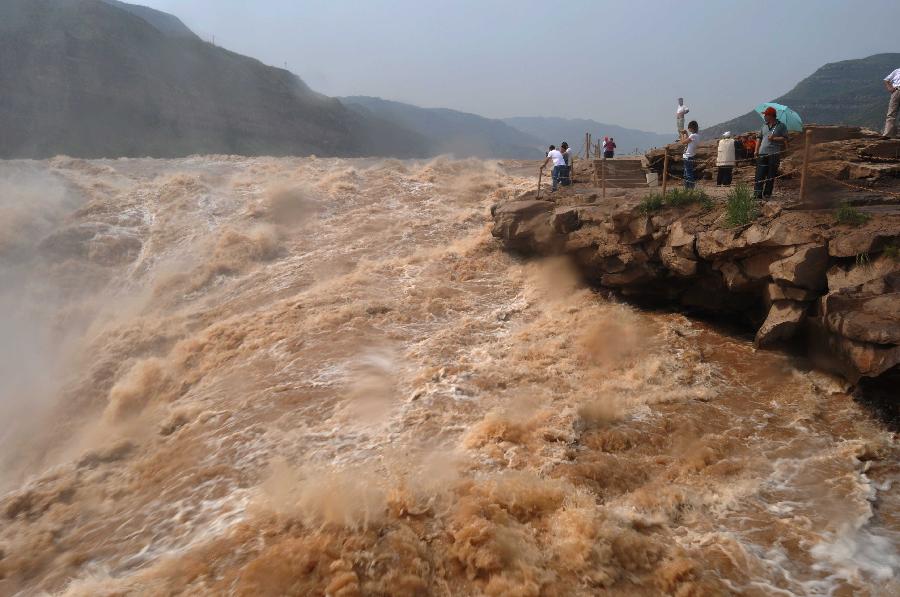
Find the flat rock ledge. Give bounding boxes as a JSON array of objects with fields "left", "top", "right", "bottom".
[{"left": 491, "top": 195, "right": 900, "bottom": 383}]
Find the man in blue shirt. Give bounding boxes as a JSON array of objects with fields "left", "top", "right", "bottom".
[{"left": 753, "top": 106, "right": 788, "bottom": 199}]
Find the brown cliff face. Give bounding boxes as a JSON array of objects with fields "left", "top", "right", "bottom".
[{"left": 491, "top": 142, "right": 900, "bottom": 384}]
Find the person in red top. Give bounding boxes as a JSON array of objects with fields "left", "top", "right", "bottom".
[{"left": 604, "top": 137, "right": 616, "bottom": 158}]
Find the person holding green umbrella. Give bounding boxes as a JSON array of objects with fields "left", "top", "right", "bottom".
[{"left": 754, "top": 106, "right": 789, "bottom": 199}]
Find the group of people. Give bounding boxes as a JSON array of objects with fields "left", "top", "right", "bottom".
[
  {"left": 540, "top": 142, "right": 572, "bottom": 192},
  {"left": 540, "top": 64, "right": 900, "bottom": 199},
  {"left": 678, "top": 101, "right": 789, "bottom": 198},
  {"left": 539, "top": 135, "right": 617, "bottom": 192}
]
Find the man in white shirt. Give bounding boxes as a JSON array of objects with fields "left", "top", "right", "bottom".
[
  {"left": 676, "top": 98, "right": 690, "bottom": 136},
  {"left": 680, "top": 120, "right": 700, "bottom": 189},
  {"left": 882, "top": 68, "right": 900, "bottom": 139},
  {"left": 540, "top": 145, "right": 568, "bottom": 191}
]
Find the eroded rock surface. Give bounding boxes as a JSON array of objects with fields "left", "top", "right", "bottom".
[{"left": 491, "top": 192, "right": 900, "bottom": 383}]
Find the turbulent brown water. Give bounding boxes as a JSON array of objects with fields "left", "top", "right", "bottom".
[{"left": 0, "top": 155, "right": 897, "bottom": 596}]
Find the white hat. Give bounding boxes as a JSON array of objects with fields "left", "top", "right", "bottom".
[{"left": 722, "top": 131, "right": 732, "bottom": 138}]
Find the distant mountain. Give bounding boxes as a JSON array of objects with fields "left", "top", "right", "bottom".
[
  {"left": 340, "top": 96, "right": 544, "bottom": 159},
  {"left": 707, "top": 53, "right": 900, "bottom": 138},
  {"left": 100, "top": 0, "right": 198, "bottom": 39},
  {"left": 503, "top": 117, "right": 674, "bottom": 155},
  {"left": 0, "top": 0, "right": 427, "bottom": 159}
]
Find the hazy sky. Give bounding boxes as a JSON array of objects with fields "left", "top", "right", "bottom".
[{"left": 139, "top": 0, "right": 899, "bottom": 133}]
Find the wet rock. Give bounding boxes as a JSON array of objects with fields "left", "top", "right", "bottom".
[
  {"left": 769, "top": 244, "right": 828, "bottom": 290},
  {"left": 755, "top": 300, "right": 808, "bottom": 347},
  {"left": 824, "top": 334, "right": 900, "bottom": 379}
]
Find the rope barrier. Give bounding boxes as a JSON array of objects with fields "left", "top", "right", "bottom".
[{"left": 807, "top": 167, "right": 900, "bottom": 199}]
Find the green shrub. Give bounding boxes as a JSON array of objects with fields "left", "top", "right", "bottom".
[
  {"left": 835, "top": 202, "right": 870, "bottom": 226},
  {"left": 724, "top": 184, "right": 759, "bottom": 227},
  {"left": 856, "top": 251, "right": 870, "bottom": 267},
  {"left": 638, "top": 193, "right": 664, "bottom": 214},
  {"left": 639, "top": 188, "right": 712, "bottom": 214}
]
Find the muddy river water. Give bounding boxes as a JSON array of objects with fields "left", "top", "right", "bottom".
[{"left": 0, "top": 156, "right": 897, "bottom": 595}]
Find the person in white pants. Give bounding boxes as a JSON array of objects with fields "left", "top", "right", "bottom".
[{"left": 883, "top": 67, "right": 900, "bottom": 139}]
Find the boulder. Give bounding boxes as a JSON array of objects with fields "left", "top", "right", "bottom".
[
  {"left": 824, "top": 335, "right": 900, "bottom": 379},
  {"left": 491, "top": 200, "right": 557, "bottom": 252},
  {"left": 826, "top": 255, "right": 900, "bottom": 293},
  {"left": 824, "top": 293, "right": 900, "bottom": 345},
  {"left": 697, "top": 228, "right": 745, "bottom": 260},
  {"left": 742, "top": 221, "right": 819, "bottom": 248},
  {"left": 828, "top": 230, "right": 893, "bottom": 258},
  {"left": 769, "top": 244, "right": 829, "bottom": 290},
  {"left": 755, "top": 300, "right": 808, "bottom": 347},
  {"left": 660, "top": 246, "right": 698, "bottom": 277},
  {"left": 761, "top": 201, "right": 783, "bottom": 219},
  {"left": 550, "top": 207, "right": 581, "bottom": 234},
  {"left": 741, "top": 247, "right": 796, "bottom": 280},
  {"left": 717, "top": 261, "right": 750, "bottom": 291},
  {"left": 765, "top": 283, "right": 820, "bottom": 303},
  {"left": 627, "top": 216, "right": 653, "bottom": 243}
]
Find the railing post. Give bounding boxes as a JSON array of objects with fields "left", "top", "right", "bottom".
[
  {"left": 585, "top": 132, "right": 591, "bottom": 160},
  {"left": 800, "top": 129, "right": 813, "bottom": 201},
  {"left": 661, "top": 149, "right": 669, "bottom": 198},
  {"left": 537, "top": 169, "right": 543, "bottom": 199},
  {"left": 601, "top": 157, "right": 607, "bottom": 200}
]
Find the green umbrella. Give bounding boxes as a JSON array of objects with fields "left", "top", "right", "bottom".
[{"left": 755, "top": 102, "right": 804, "bottom": 132}]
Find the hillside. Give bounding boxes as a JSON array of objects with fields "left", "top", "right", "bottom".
[
  {"left": 503, "top": 117, "right": 673, "bottom": 155},
  {"left": 707, "top": 53, "right": 900, "bottom": 138},
  {"left": 340, "top": 96, "right": 544, "bottom": 159},
  {"left": 0, "top": 0, "right": 427, "bottom": 159}
]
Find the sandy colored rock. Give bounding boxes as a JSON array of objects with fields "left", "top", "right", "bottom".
[
  {"left": 824, "top": 293, "right": 900, "bottom": 345},
  {"left": 826, "top": 255, "right": 900, "bottom": 293},
  {"left": 769, "top": 244, "right": 829, "bottom": 290},
  {"left": 755, "top": 300, "right": 809, "bottom": 347}
]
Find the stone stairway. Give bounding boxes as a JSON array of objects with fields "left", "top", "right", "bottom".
[{"left": 591, "top": 158, "right": 652, "bottom": 189}]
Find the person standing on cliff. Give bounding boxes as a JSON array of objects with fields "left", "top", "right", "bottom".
[
  {"left": 539, "top": 144, "right": 567, "bottom": 192},
  {"left": 753, "top": 106, "right": 788, "bottom": 198},
  {"left": 560, "top": 142, "right": 572, "bottom": 186},
  {"left": 881, "top": 66, "right": 900, "bottom": 139},
  {"left": 604, "top": 138, "right": 616, "bottom": 159},
  {"left": 676, "top": 98, "right": 689, "bottom": 136},
  {"left": 681, "top": 121, "right": 700, "bottom": 189},
  {"left": 716, "top": 132, "right": 736, "bottom": 186}
]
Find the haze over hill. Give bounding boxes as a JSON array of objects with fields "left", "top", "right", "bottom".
[
  {"left": 706, "top": 53, "right": 900, "bottom": 138},
  {"left": 0, "top": 0, "right": 427, "bottom": 159},
  {"left": 341, "top": 96, "right": 544, "bottom": 159},
  {"left": 504, "top": 117, "right": 675, "bottom": 155}
]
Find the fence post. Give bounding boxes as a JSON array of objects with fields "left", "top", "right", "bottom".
[
  {"left": 601, "top": 157, "right": 607, "bottom": 200},
  {"left": 585, "top": 132, "right": 590, "bottom": 160},
  {"left": 800, "top": 129, "right": 813, "bottom": 202},
  {"left": 661, "top": 149, "right": 669, "bottom": 198},
  {"left": 537, "top": 169, "right": 543, "bottom": 199}
]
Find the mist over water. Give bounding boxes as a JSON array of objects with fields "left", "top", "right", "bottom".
[{"left": 0, "top": 156, "right": 897, "bottom": 595}]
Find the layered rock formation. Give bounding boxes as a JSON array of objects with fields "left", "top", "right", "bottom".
[{"left": 491, "top": 186, "right": 900, "bottom": 384}]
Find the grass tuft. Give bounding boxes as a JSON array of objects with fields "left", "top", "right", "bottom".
[
  {"left": 639, "top": 188, "right": 712, "bottom": 214},
  {"left": 724, "top": 184, "right": 759, "bottom": 227},
  {"left": 835, "top": 202, "right": 870, "bottom": 226}
]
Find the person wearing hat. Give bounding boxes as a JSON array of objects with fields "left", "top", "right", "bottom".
[
  {"left": 716, "top": 131, "right": 736, "bottom": 186},
  {"left": 753, "top": 106, "right": 788, "bottom": 199}
]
